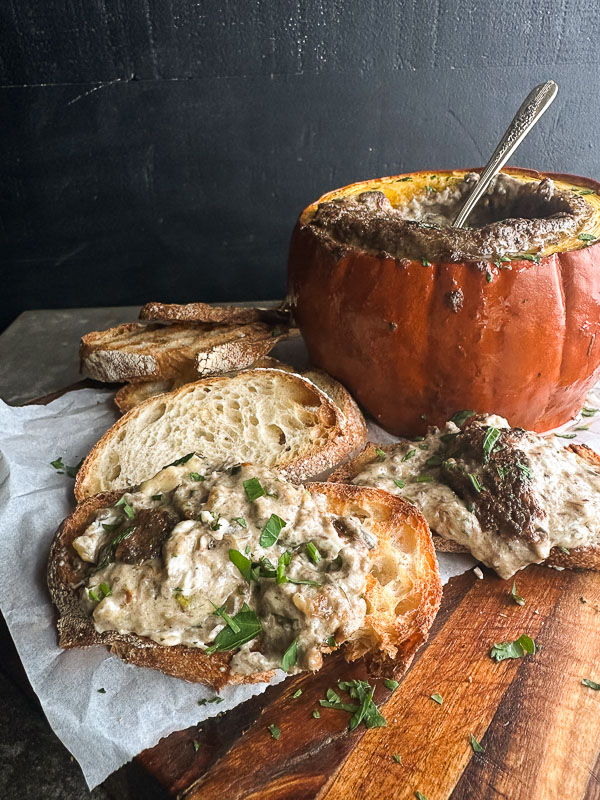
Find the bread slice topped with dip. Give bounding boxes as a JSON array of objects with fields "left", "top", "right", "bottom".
[
  {"left": 48, "top": 458, "right": 441, "bottom": 688},
  {"left": 75, "top": 367, "right": 367, "bottom": 500},
  {"left": 330, "top": 413, "right": 600, "bottom": 579}
]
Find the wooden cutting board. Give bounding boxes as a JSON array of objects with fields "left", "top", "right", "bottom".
[{"left": 31, "top": 383, "right": 600, "bottom": 800}]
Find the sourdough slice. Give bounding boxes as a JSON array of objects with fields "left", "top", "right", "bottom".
[
  {"left": 113, "top": 356, "right": 289, "bottom": 413},
  {"left": 114, "top": 366, "right": 367, "bottom": 460},
  {"left": 80, "top": 321, "right": 298, "bottom": 383},
  {"left": 330, "top": 442, "right": 600, "bottom": 572},
  {"left": 48, "top": 481, "right": 441, "bottom": 689},
  {"left": 75, "top": 368, "right": 367, "bottom": 500},
  {"left": 139, "top": 301, "right": 290, "bottom": 326}
]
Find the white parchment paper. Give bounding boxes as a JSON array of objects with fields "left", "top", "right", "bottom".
[{"left": 4, "top": 365, "right": 596, "bottom": 789}]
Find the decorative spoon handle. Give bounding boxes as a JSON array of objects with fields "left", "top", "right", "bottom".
[{"left": 453, "top": 80, "right": 558, "bottom": 229}]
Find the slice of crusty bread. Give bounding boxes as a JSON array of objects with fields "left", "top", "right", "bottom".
[
  {"left": 330, "top": 442, "right": 600, "bottom": 572},
  {"left": 139, "top": 301, "right": 290, "bottom": 326},
  {"left": 75, "top": 368, "right": 367, "bottom": 500},
  {"left": 80, "top": 321, "right": 298, "bottom": 383},
  {"left": 48, "top": 481, "right": 441, "bottom": 688}
]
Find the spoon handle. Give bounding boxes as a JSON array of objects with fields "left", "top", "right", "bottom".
[{"left": 453, "top": 80, "right": 558, "bottom": 229}]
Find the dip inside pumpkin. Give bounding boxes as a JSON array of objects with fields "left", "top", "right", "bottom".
[{"left": 308, "top": 172, "right": 598, "bottom": 262}]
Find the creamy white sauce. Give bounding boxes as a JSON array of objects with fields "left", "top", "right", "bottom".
[
  {"left": 352, "top": 416, "right": 600, "bottom": 578},
  {"left": 74, "top": 457, "right": 371, "bottom": 674}
]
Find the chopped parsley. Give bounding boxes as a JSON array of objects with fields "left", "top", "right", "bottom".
[
  {"left": 193, "top": 739, "right": 200, "bottom": 752},
  {"left": 582, "top": 407, "right": 599, "bottom": 417},
  {"left": 516, "top": 460, "right": 533, "bottom": 480},
  {"left": 384, "top": 679, "right": 399, "bottom": 691},
  {"left": 485, "top": 269, "right": 492, "bottom": 283},
  {"left": 115, "top": 495, "right": 135, "bottom": 519},
  {"left": 268, "top": 724, "right": 281, "bottom": 740},
  {"left": 558, "top": 545, "right": 570, "bottom": 554},
  {"left": 511, "top": 581, "right": 525, "bottom": 606},
  {"left": 470, "top": 733, "right": 485, "bottom": 753},
  {"left": 392, "top": 753, "right": 402, "bottom": 763},
  {"left": 50, "top": 457, "right": 83, "bottom": 478},
  {"left": 393, "top": 478, "right": 406, "bottom": 489},
  {"left": 415, "top": 475, "right": 433, "bottom": 483},
  {"left": 281, "top": 638, "right": 299, "bottom": 672},
  {"left": 422, "top": 258, "right": 431, "bottom": 266},
  {"left": 320, "top": 679, "right": 387, "bottom": 732},
  {"left": 189, "top": 472, "right": 204, "bottom": 481},
  {"left": 415, "top": 792, "right": 428, "bottom": 800},
  {"left": 99, "top": 582, "right": 112, "bottom": 597},
  {"left": 229, "top": 549, "right": 254, "bottom": 583},
  {"left": 582, "top": 678, "right": 600, "bottom": 690},
  {"left": 375, "top": 447, "right": 387, "bottom": 461},
  {"left": 243, "top": 477, "right": 266, "bottom": 501},
  {"left": 482, "top": 427, "right": 501, "bottom": 461},
  {"left": 402, "top": 449, "right": 416, "bottom": 462},
  {"left": 167, "top": 453, "right": 195, "bottom": 467},
  {"left": 205, "top": 604, "right": 262, "bottom": 654},
  {"left": 326, "top": 635, "right": 336, "bottom": 648},
  {"left": 312, "top": 710, "right": 321, "bottom": 718},
  {"left": 97, "top": 688, "right": 106, "bottom": 694},
  {"left": 305, "top": 541, "right": 322, "bottom": 564},
  {"left": 259, "top": 514, "right": 286, "bottom": 547},
  {"left": 490, "top": 634, "right": 535, "bottom": 662},
  {"left": 212, "top": 602, "right": 241, "bottom": 633},
  {"left": 430, "top": 693, "right": 443, "bottom": 705},
  {"left": 88, "top": 588, "right": 100, "bottom": 602},
  {"left": 579, "top": 233, "right": 597, "bottom": 242},
  {"left": 292, "top": 689, "right": 303, "bottom": 698},
  {"left": 468, "top": 473, "right": 483, "bottom": 493},
  {"left": 554, "top": 432, "right": 577, "bottom": 439},
  {"left": 450, "top": 410, "right": 475, "bottom": 427}
]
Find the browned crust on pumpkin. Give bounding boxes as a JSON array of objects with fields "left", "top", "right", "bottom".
[
  {"left": 48, "top": 483, "right": 441, "bottom": 687},
  {"left": 330, "top": 441, "right": 600, "bottom": 573}
]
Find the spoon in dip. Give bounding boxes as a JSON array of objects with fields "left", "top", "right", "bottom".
[{"left": 453, "top": 80, "right": 558, "bottom": 229}]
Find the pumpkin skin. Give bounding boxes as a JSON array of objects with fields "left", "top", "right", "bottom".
[{"left": 288, "top": 168, "right": 600, "bottom": 436}]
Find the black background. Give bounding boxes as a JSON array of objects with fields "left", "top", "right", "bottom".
[{"left": 2, "top": 0, "right": 600, "bottom": 332}]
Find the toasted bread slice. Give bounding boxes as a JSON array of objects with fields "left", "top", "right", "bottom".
[
  {"left": 80, "top": 321, "right": 298, "bottom": 383},
  {"left": 331, "top": 442, "right": 600, "bottom": 572},
  {"left": 139, "top": 301, "right": 290, "bottom": 326},
  {"left": 48, "top": 479, "right": 441, "bottom": 689},
  {"left": 75, "top": 368, "right": 367, "bottom": 500}
]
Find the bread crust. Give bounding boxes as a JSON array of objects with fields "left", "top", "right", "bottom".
[
  {"left": 75, "top": 369, "right": 367, "bottom": 500},
  {"left": 80, "top": 321, "right": 298, "bottom": 383},
  {"left": 330, "top": 442, "right": 600, "bottom": 572},
  {"left": 48, "top": 483, "right": 441, "bottom": 687},
  {"left": 139, "top": 301, "right": 291, "bottom": 326}
]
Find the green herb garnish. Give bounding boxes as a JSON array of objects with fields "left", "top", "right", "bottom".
[
  {"left": 88, "top": 588, "right": 100, "bottom": 602},
  {"left": 97, "top": 688, "right": 106, "bottom": 694},
  {"left": 485, "top": 269, "right": 492, "bottom": 283},
  {"left": 326, "top": 635, "right": 336, "bottom": 648},
  {"left": 50, "top": 457, "right": 83, "bottom": 477},
  {"left": 414, "top": 475, "right": 433, "bottom": 483},
  {"left": 555, "top": 432, "right": 577, "bottom": 439},
  {"left": 468, "top": 473, "right": 483, "bottom": 493},
  {"left": 268, "top": 724, "right": 281, "bottom": 740},
  {"left": 482, "top": 427, "right": 501, "bottom": 461},
  {"left": 243, "top": 477, "right": 266, "bottom": 501},
  {"left": 402, "top": 449, "right": 416, "bottom": 462},
  {"left": 516, "top": 460, "right": 532, "bottom": 479},
  {"left": 375, "top": 447, "right": 387, "bottom": 461},
  {"left": 393, "top": 478, "right": 406, "bottom": 489},
  {"left": 398, "top": 176, "right": 412, "bottom": 181},
  {"left": 305, "top": 541, "right": 322, "bottom": 565},
  {"left": 286, "top": 577, "right": 321, "bottom": 587},
  {"left": 205, "top": 603, "right": 262, "bottom": 653},
  {"left": 384, "top": 679, "right": 399, "bottom": 691},
  {"left": 582, "top": 407, "right": 599, "bottom": 417},
  {"left": 276, "top": 551, "right": 292, "bottom": 584},
  {"left": 233, "top": 517, "right": 248, "bottom": 528},
  {"left": 281, "top": 638, "right": 299, "bottom": 672},
  {"left": 115, "top": 495, "right": 135, "bottom": 519},
  {"left": 189, "top": 472, "right": 204, "bottom": 481},
  {"left": 99, "top": 582, "right": 112, "bottom": 597},
  {"left": 511, "top": 581, "right": 525, "bottom": 606},
  {"left": 229, "top": 549, "right": 254, "bottom": 583},
  {"left": 392, "top": 753, "right": 402, "bottom": 763},
  {"left": 193, "top": 740, "right": 200, "bottom": 752},
  {"left": 430, "top": 693, "right": 443, "bottom": 705},
  {"left": 212, "top": 602, "right": 241, "bottom": 633},
  {"left": 415, "top": 791, "right": 428, "bottom": 800},
  {"left": 312, "top": 710, "right": 321, "bottom": 718},
  {"left": 559, "top": 546, "right": 570, "bottom": 554},
  {"left": 579, "top": 233, "right": 597, "bottom": 242},
  {"left": 292, "top": 689, "right": 302, "bottom": 698},
  {"left": 490, "top": 634, "right": 535, "bottom": 662},
  {"left": 167, "top": 453, "right": 195, "bottom": 467},
  {"left": 450, "top": 410, "right": 475, "bottom": 427},
  {"left": 470, "top": 733, "right": 485, "bottom": 753},
  {"left": 422, "top": 258, "right": 431, "bottom": 266},
  {"left": 259, "top": 514, "right": 286, "bottom": 548},
  {"left": 582, "top": 678, "right": 600, "bottom": 690},
  {"left": 151, "top": 494, "right": 162, "bottom": 501}
]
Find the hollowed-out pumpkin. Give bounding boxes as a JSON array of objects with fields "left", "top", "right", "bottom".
[{"left": 287, "top": 168, "right": 600, "bottom": 436}]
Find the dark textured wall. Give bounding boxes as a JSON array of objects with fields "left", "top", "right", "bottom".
[{"left": 2, "top": 1, "right": 600, "bottom": 331}]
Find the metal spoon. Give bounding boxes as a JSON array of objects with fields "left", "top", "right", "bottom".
[{"left": 453, "top": 80, "right": 558, "bottom": 228}]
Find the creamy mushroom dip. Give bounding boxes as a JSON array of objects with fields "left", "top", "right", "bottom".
[
  {"left": 73, "top": 457, "right": 372, "bottom": 675},
  {"left": 310, "top": 173, "right": 593, "bottom": 262},
  {"left": 351, "top": 415, "right": 600, "bottom": 578}
]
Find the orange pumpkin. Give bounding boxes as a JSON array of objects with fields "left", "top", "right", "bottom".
[{"left": 288, "top": 168, "right": 600, "bottom": 436}]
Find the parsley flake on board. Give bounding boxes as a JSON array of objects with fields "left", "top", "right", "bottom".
[
  {"left": 312, "top": 710, "right": 321, "bottom": 718},
  {"left": 511, "top": 581, "right": 525, "bottom": 606},
  {"left": 392, "top": 753, "right": 402, "bottom": 763},
  {"left": 582, "top": 678, "right": 600, "bottom": 690},
  {"left": 259, "top": 514, "right": 286, "bottom": 547},
  {"left": 430, "top": 693, "right": 443, "bottom": 705},
  {"left": 470, "top": 733, "right": 485, "bottom": 753},
  {"left": 243, "top": 477, "right": 266, "bottom": 501},
  {"left": 293, "top": 689, "right": 303, "bottom": 699},
  {"left": 319, "top": 680, "right": 387, "bottom": 732},
  {"left": 268, "top": 724, "right": 281, "bottom": 740},
  {"left": 490, "top": 634, "right": 535, "bottom": 662},
  {"left": 415, "top": 792, "right": 428, "bottom": 800},
  {"left": 204, "top": 604, "right": 261, "bottom": 654},
  {"left": 384, "top": 679, "right": 399, "bottom": 691}
]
